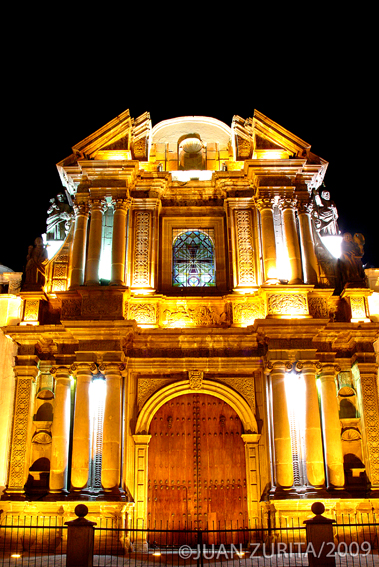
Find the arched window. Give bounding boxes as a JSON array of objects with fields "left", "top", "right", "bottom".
[{"left": 172, "top": 229, "right": 216, "bottom": 287}]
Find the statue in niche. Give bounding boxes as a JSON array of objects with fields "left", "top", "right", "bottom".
[
  {"left": 23, "top": 237, "right": 48, "bottom": 289},
  {"left": 46, "top": 193, "right": 73, "bottom": 240},
  {"left": 312, "top": 186, "right": 340, "bottom": 235},
  {"left": 338, "top": 232, "right": 367, "bottom": 288}
]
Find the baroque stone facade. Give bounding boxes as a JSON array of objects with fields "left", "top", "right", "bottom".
[{"left": 0, "top": 111, "right": 378, "bottom": 533}]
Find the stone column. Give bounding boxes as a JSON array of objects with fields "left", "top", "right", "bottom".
[
  {"left": 318, "top": 365, "right": 345, "bottom": 489},
  {"left": 70, "top": 363, "right": 96, "bottom": 493},
  {"left": 279, "top": 198, "right": 303, "bottom": 284},
  {"left": 256, "top": 198, "right": 278, "bottom": 282},
  {"left": 85, "top": 199, "right": 106, "bottom": 285},
  {"left": 100, "top": 363, "right": 124, "bottom": 492},
  {"left": 5, "top": 367, "right": 38, "bottom": 497},
  {"left": 110, "top": 198, "right": 131, "bottom": 286},
  {"left": 269, "top": 362, "right": 294, "bottom": 489},
  {"left": 70, "top": 204, "right": 90, "bottom": 288},
  {"left": 49, "top": 366, "right": 72, "bottom": 494},
  {"left": 298, "top": 361, "right": 325, "bottom": 487},
  {"left": 298, "top": 202, "right": 319, "bottom": 285}
]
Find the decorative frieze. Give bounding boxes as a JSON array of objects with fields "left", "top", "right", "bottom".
[
  {"left": 267, "top": 291, "right": 309, "bottom": 316},
  {"left": 232, "top": 298, "right": 265, "bottom": 326}
]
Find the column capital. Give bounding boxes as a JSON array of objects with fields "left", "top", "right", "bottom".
[
  {"left": 50, "top": 365, "right": 72, "bottom": 378},
  {"left": 297, "top": 200, "right": 314, "bottom": 215},
  {"left": 265, "top": 360, "right": 293, "bottom": 374},
  {"left": 317, "top": 363, "right": 341, "bottom": 378},
  {"left": 278, "top": 197, "right": 297, "bottom": 211},
  {"left": 112, "top": 197, "right": 132, "bottom": 212},
  {"left": 99, "top": 362, "right": 126, "bottom": 376},
  {"left": 255, "top": 197, "right": 275, "bottom": 211},
  {"left": 295, "top": 360, "right": 319, "bottom": 373},
  {"left": 88, "top": 198, "right": 107, "bottom": 212},
  {"left": 241, "top": 433, "right": 261, "bottom": 444},
  {"left": 13, "top": 365, "right": 40, "bottom": 380},
  {"left": 70, "top": 362, "right": 98, "bottom": 377},
  {"left": 73, "top": 203, "right": 90, "bottom": 217}
]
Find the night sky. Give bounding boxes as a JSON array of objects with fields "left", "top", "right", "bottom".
[{"left": 2, "top": 59, "right": 378, "bottom": 275}]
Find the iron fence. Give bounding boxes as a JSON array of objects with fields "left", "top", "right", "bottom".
[{"left": 0, "top": 514, "right": 378, "bottom": 566}]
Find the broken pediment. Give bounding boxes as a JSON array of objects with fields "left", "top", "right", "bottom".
[{"left": 232, "top": 110, "right": 314, "bottom": 161}]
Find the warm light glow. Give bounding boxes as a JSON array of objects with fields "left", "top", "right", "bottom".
[
  {"left": 11, "top": 554, "right": 22, "bottom": 558},
  {"left": 266, "top": 266, "right": 279, "bottom": 282},
  {"left": 152, "top": 551, "right": 162, "bottom": 556},
  {"left": 254, "top": 149, "right": 290, "bottom": 160},
  {"left": 95, "top": 150, "right": 131, "bottom": 160}
]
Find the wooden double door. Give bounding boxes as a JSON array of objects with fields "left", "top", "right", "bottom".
[{"left": 147, "top": 393, "right": 248, "bottom": 542}]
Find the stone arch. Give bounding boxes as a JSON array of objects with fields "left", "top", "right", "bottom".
[{"left": 135, "top": 379, "right": 257, "bottom": 434}]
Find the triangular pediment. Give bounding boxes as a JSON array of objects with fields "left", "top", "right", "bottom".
[
  {"left": 252, "top": 110, "right": 311, "bottom": 158},
  {"left": 72, "top": 108, "right": 134, "bottom": 159}
]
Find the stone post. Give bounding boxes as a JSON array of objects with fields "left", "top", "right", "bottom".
[
  {"left": 298, "top": 361, "right": 325, "bottom": 487},
  {"left": 70, "top": 204, "right": 89, "bottom": 288},
  {"left": 256, "top": 198, "right": 278, "bottom": 282},
  {"left": 110, "top": 198, "right": 130, "bottom": 286},
  {"left": 100, "top": 363, "right": 124, "bottom": 493},
  {"left": 279, "top": 198, "right": 303, "bottom": 284},
  {"left": 70, "top": 363, "right": 96, "bottom": 493},
  {"left": 85, "top": 199, "right": 106, "bottom": 285},
  {"left": 304, "top": 502, "right": 336, "bottom": 566},
  {"left": 65, "top": 504, "right": 96, "bottom": 567},
  {"left": 49, "top": 366, "right": 72, "bottom": 494},
  {"left": 318, "top": 365, "right": 345, "bottom": 489},
  {"left": 269, "top": 362, "right": 294, "bottom": 489},
  {"left": 298, "top": 202, "right": 319, "bottom": 285}
]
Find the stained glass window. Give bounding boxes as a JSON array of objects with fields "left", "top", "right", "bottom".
[{"left": 172, "top": 229, "right": 216, "bottom": 287}]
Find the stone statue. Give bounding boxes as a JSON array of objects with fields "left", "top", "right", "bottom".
[
  {"left": 46, "top": 193, "right": 72, "bottom": 240},
  {"left": 338, "top": 232, "right": 367, "bottom": 288},
  {"left": 312, "top": 187, "right": 339, "bottom": 236},
  {"left": 23, "top": 237, "right": 49, "bottom": 289}
]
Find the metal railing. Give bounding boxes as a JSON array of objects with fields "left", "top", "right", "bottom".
[{"left": 0, "top": 512, "right": 378, "bottom": 566}]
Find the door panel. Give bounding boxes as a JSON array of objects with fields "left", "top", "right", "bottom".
[{"left": 147, "top": 393, "right": 248, "bottom": 545}]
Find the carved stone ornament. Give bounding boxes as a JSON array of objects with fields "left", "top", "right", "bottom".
[
  {"left": 128, "top": 302, "right": 157, "bottom": 324},
  {"left": 188, "top": 370, "right": 204, "bottom": 390},
  {"left": 232, "top": 300, "right": 265, "bottom": 325},
  {"left": 267, "top": 293, "right": 308, "bottom": 315}
]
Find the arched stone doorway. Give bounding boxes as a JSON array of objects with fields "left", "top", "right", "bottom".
[
  {"left": 133, "top": 380, "right": 260, "bottom": 543},
  {"left": 148, "top": 393, "right": 248, "bottom": 531}
]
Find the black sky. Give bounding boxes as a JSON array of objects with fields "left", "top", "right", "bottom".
[{"left": 2, "top": 46, "right": 378, "bottom": 274}]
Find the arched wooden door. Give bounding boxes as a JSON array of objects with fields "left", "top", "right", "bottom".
[{"left": 147, "top": 393, "right": 248, "bottom": 544}]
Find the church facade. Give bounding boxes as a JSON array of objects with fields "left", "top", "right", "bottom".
[{"left": 0, "top": 109, "right": 379, "bottom": 533}]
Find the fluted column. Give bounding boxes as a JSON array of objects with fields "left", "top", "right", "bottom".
[
  {"left": 318, "top": 364, "right": 345, "bottom": 489},
  {"left": 49, "top": 366, "right": 72, "bottom": 494},
  {"left": 298, "top": 202, "right": 318, "bottom": 285},
  {"left": 298, "top": 361, "right": 325, "bottom": 487},
  {"left": 110, "top": 198, "right": 131, "bottom": 286},
  {"left": 269, "top": 362, "right": 294, "bottom": 489},
  {"left": 100, "top": 363, "right": 124, "bottom": 492},
  {"left": 256, "top": 198, "right": 278, "bottom": 282},
  {"left": 70, "top": 363, "right": 96, "bottom": 492},
  {"left": 279, "top": 198, "right": 303, "bottom": 284},
  {"left": 85, "top": 199, "right": 106, "bottom": 285},
  {"left": 70, "top": 204, "right": 89, "bottom": 288}
]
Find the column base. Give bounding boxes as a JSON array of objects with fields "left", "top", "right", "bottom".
[
  {"left": 96, "top": 487, "right": 127, "bottom": 502},
  {"left": 43, "top": 489, "right": 69, "bottom": 501},
  {"left": 1, "top": 490, "right": 27, "bottom": 501}
]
